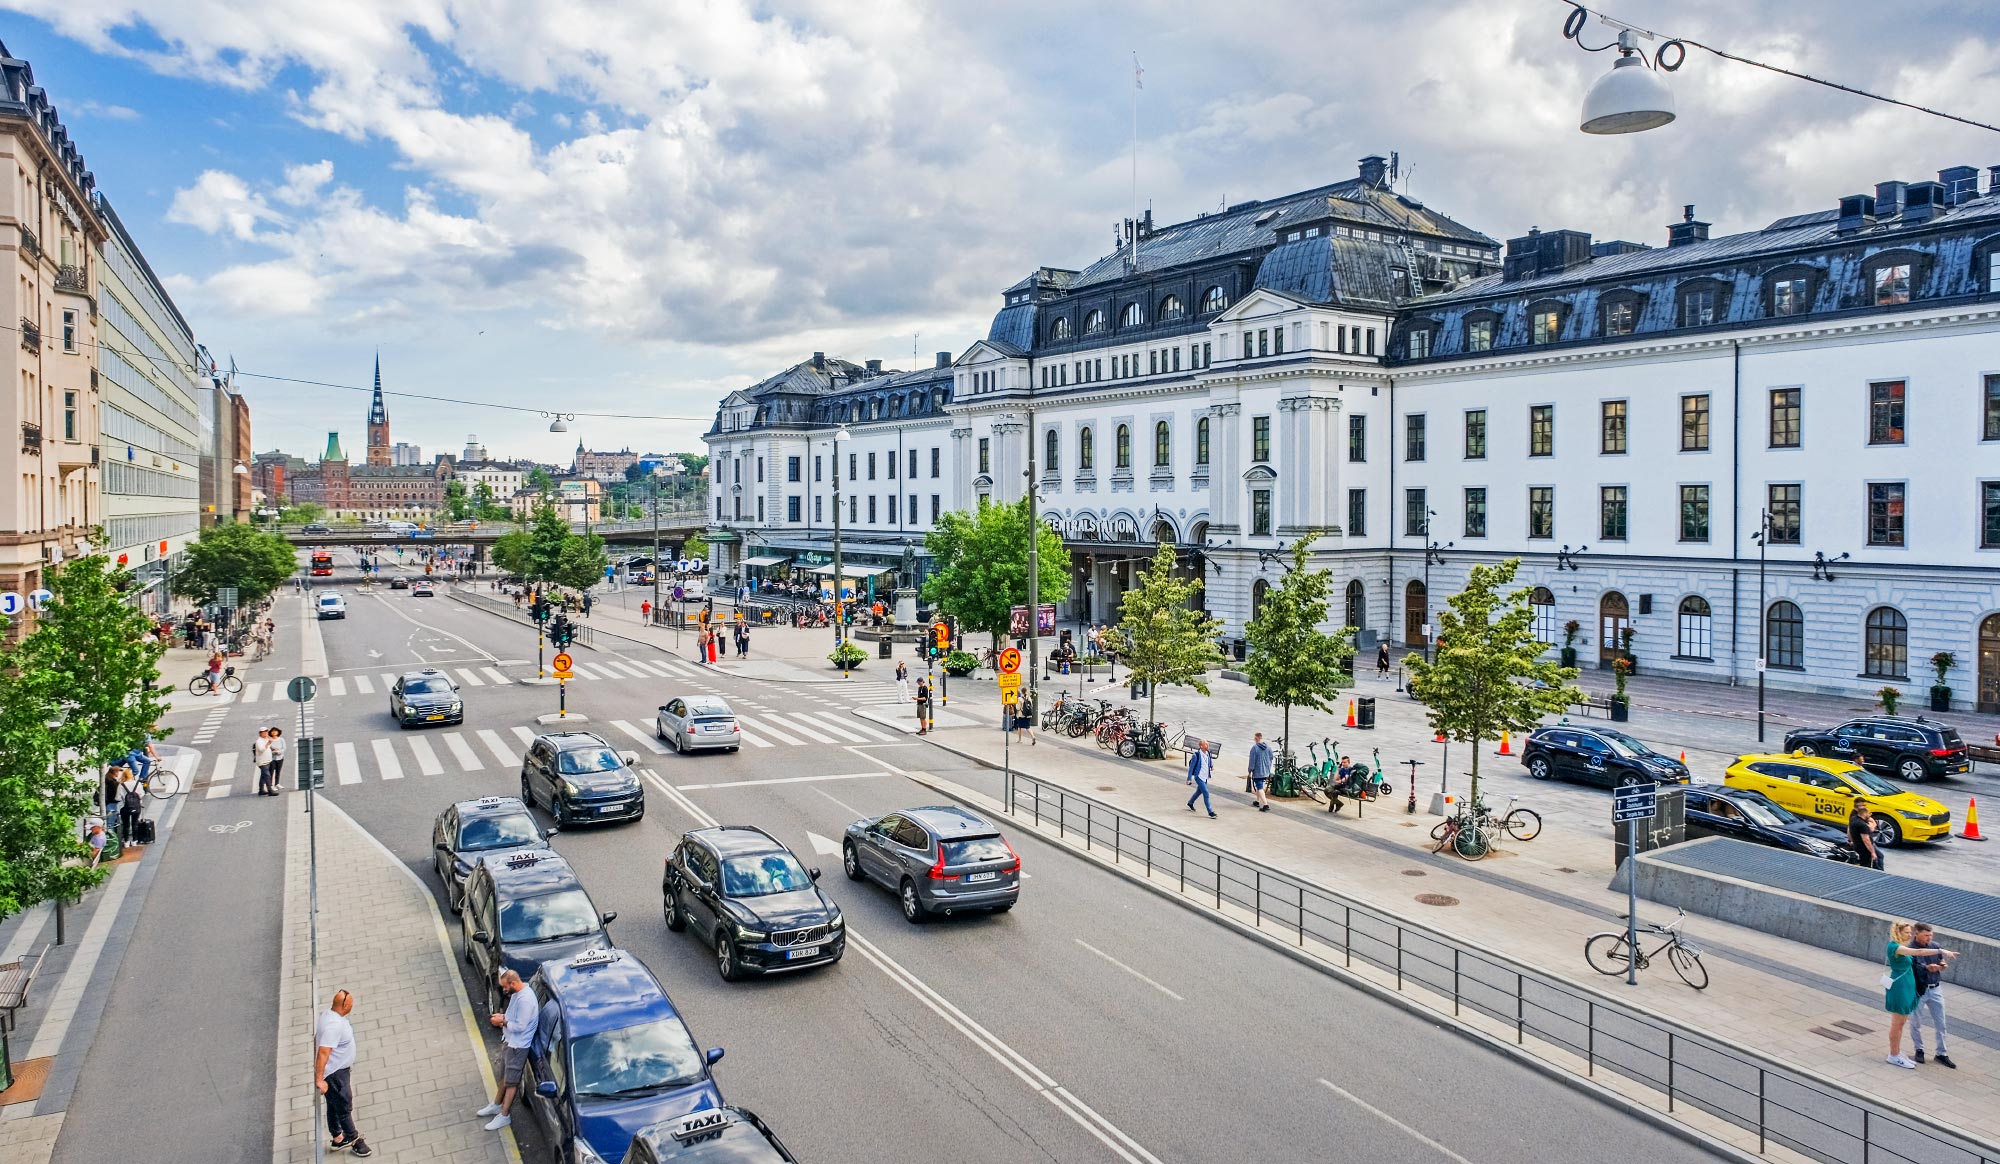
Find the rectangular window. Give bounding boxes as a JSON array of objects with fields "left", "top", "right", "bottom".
[
  {"left": 1873, "top": 263, "right": 1912, "bottom": 306},
  {"left": 1347, "top": 489, "right": 1367, "bottom": 537},
  {"left": 1258, "top": 330, "right": 1270, "bottom": 358},
  {"left": 1253, "top": 416, "right": 1271, "bottom": 463},
  {"left": 756, "top": 496, "right": 764, "bottom": 522},
  {"left": 931, "top": 495, "right": 941, "bottom": 523},
  {"left": 1463, "top": 488, "right": 1486, "bottom": 538},
  {"left": 1604, "top": 300, "right": 1636, "bottom": 336},
  {"left": 848, "top": 452, "right": 858, "bottom": 480},
  {"left": 1531, "top": 309, "right": 1560, "bottom": 344},
  {"left": 1172, "top": 347, "right": 1181, "bottom": 372},
  {"left": 1991, "top": 253, "right": 2000, "bottom": 293},
  {"left": 787, "top": 456, "right": 801, "bottom": 482},
  {"left": 787, "top": 496, "right": 801, "bottom": 522},
  {"left": 1337, "top": 327, "right": 1347, "bottom": 354},
  {"left": 1982, "top": 482, "right": 2000, "bottom": 549},
  {"left": 1868, "top": 381, "right": 1906, "bottom": 444},
  {"left": 1347, "top": 415, "right": 1365, "bottom": 462},
  {"left": 1529, "top": 404, "right": 1554, "bottom": 457},
  {"left": 1600, "top": 400, "right": 1627, "bottom": 454},
  {"left": 815, "top": 455, "right": 823, "bottom": 482},
  {"left": 909, "top": 448, "right": 918, "bottom": 478},
  {"left": 1867, "top": 482, "right": 1906, "bottom": 547},
  {"left": 887, "top": 451, "right": 896, "bottom": 480},
  {"left": 1767, "top": 484, "right": 1801, "bottom": 545},
  {"left": 978, "top": 438, "right": 990, "bottom": 474},
  {"left": 61, "top": 309, "right": 76, "bottom": 353},
  {"left": 63, "top": 390, "right": 76, "bottom": 440},
  {"left": 1408, "top": 329, "right": 1432, "bottom": 358},
  {"left": 1466, "top": 318, "right": 1494, "bottom": 352},
  {"left": 1682, "top": 288, "right": 1718, "bottom": 327},
  {"left": 1405, "top": 489, "right": 1428, "bottom": 537},
  {"left": 1769, "top": 388, "right": 1801, "bottom": 448},
  {"left": 1405, "top": 414, "right": 1426, "bottom": 461},
  {"left": 1679, "top": 484, "right": 1711, "bottom": 542},
  {"left": 1600, "top": 486, "right": 1628, "bottom": 541},
  {"left": 1772, "top": 277, "right": 1809, "bottom": 316},
  {"left": 1202, "top": 342, "right": 1211, "bottom": 366},
  {"left": 1528, "top": 487, "right": 1554, "bottom": 539},
  {"left": 1464, "top": 409, "right": 1486, "bottom": 459},
  {"left": 1680, "top": 394, "right": 1711, "bottom": 452},
  {"left": 1149, "top": 351, "right": 1158, "bottom": 375},
  {"left": 1984, "top": 374, "right": 2000, "bottom": 441},
  {"left": 850, "top": 495, "right": 858, "bottom": 523},
  {"left": 1251, "top": 489, "right": 1272, "bottom": 536},
  {"left": 756, "top": 457, "right": 764, "bottom": 483},
  {"left": 1273, "top": 328, "right": 1285, "bottom": 356},
  {"left": 931, "top": 447, "right": 940, "bottom": 477},
  {"left": 888, "top": 494, "right": 897, "bottom": 524},
  {"left": 815, "top": 496, "right": 823, "bottom": 523},
  {"left": 1366, "top": 328, "right": 1376, "bottom": 355},
  {"left": 867, "top": 452, "right": 876, "bottom": 480}
]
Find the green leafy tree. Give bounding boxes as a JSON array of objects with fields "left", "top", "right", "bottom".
[
  {"left": 623, "top": 462, "right": 647, "bottom": 483},
  {"left": 490, "top": 530, "right": 533, "bottom": 577},
  {"left": 528, "top": 467, "right": 556, "bottom": 495},
  {"left": 0, "top": 631, "right": 102, "bottom": 923},
  {"left": 553, "top": 532, "right": 610, "bottom": 592},
  {"left": 173, "top": 521, "right": 298, "bottom": 606},
  {"left": 1116, "top": 543, "right": 1224, "bottom": 724},
  {"left": 527, "top": 505, "right": 570, "bottom": 582},
  {"left": 1242, "top": 537, "right": 1354, "bottom": 760},
  {"left": 1405, "top": 558, "right": 1584, "bottom": 804},
  {"left": 279, "top": 502, "right": 326, "bottom": 525},
  {"left": 471, "top": 482, "right": 511, "bottom": 524},
  {"left": 681, "top": 532, "right": 708, "bottom": 562},
  {"left": 25, "top": 554, "right": 171, "bottom": 776},
  {"left": 677, "top": 453, "right": 709, "bottom": 476},
  {"left": 443, "top": 479, "right": 473, "bottom": 522},
  {"left": 920, "top": 499, "right": 1067, "bottom": 646}
]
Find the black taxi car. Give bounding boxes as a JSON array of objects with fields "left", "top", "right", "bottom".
[
  {"left": 662, "top": 826, "right": 844, "bottom": 981},
  {"left": 621, "top": 1108, "right": 796, "bottom": 1163},
  {"left": 432, "top": 795, "right": 552, "bottom": 911},
  {"left": 461, "top": 850, "right": 614, "bottom": 1013},
  {"left": 1520, "top": 725, "right": 1690, "bottom": 788},
  {"left": 1781, "top": 715, "right": 1972, "bottom": 783}
]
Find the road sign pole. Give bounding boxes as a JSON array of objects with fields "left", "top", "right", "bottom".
[
  {"left": 1626, "top": 815, "right": 1639, "bottom": 986},
  {"left": 559, "top": 677, "right": 567, "bottom": 719}
]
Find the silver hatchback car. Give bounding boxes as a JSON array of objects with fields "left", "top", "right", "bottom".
[
  {"left": 843, "top": 806, "right": 1020, "bottom": 923},
  {"left": 656, "top": 695, "right": 741, "bottom": 753}
]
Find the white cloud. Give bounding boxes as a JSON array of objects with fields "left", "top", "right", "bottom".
[
  {"left": 71, "top": 99, "right": 139, "bottom": 119},
  {"left": 166, "top": 170, "right": 284, "bottom": 241}
]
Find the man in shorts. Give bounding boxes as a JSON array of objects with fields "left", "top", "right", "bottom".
[{"left": 479, "top": 970, "right": 537, "bottom": 1131}]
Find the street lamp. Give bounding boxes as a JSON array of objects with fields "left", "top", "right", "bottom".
[
  {"left": 831, "top": 424, "right": 851, "bottom": 673},
  {"left": 1754, "top": 511, "right": 1770, "bottom": 743},
  {"left": 546, "top": 413, "right": 575, "bottom": 433},
  {"left": 1421, "top": 511, "right": 1451, "bottom": 664}
]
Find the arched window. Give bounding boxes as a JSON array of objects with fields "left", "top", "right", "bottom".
[
  {"left": 1078, "top": 427, "right": 1094, "bottom": 471},
  {"left": 1154, "top": 421, "right": 1170, "bottom": 468},
  {"left": 1201, "top": 286, "right": 1228, "bottom": 314},
  {"left": 1115, "top": 424, "right": 1131, "bottom": 469},
  {"left": 1050, "top": 316, "right": 1072, "bottom": 342},
  {"left": 1083, "top": 309, "right": 1106, "bottom": 336},
  {"left": 1045, "top": 428, "right": 1060, "bottom": 473},
  {"left": 1405, "top": 580, "right": 1427, "bottom": 648},
  {"left": 1252, "top": 578, "right": 1270, "bottom": 622},
  {"left": 1531, "top": 587, "right": 1558, "bottom": 644},
  {"left": 1766, "top": 601, "right": 1804, "bottom": 670},
  {"left": 1677, "top": 596, "right": 1714, "bottom": 659},
  {"left": 1864, "top": 606, "right": 1908, "bottom": 678},
  {"left": 1195, "top": 417, "right": 1210, "bottom": 465},
  {"left": 1120, "top": 302, "right": 1143, "bottom": 328},
  {"left": 1345, "top": 579, "right": 1365, "bottom": 632},
  {"left": 1158, "top": 294, "right": 1185, "bottom": 321}
]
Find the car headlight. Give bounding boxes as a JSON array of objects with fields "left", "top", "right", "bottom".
[
  {"left": 1799, "top": 838, "right": 1836, "bottom": 855},
  {"left": 571, "top": 1136, "right": 610, "bottom": 1164},
  {"left": 827, "top": 913, "right": 843, "bottom": 930},
  {"left": 561, "top": 780, "right": 580, "bottom": 798},
  {"left": 450, "top": 701, "right": 463, "bottom": 712},
  {"left": 1899, "top": 810, "right": 1930, "bottom": 821},
  {"left": 733, "top": 921, "right": 766, "bottom": 941}
]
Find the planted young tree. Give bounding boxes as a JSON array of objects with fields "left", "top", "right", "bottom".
[
  {"left": 0, "top": 636, "right": 101, "bottom": 923},
  {"left": 1116, "top": 543, "right": 1223, "bottom": 725},
  {"left": 172, "top": 521, "right": 299, "bottom": 607},
  {"left": 554, "top": 532, "right": 611, "bottom": 592},
  {"left": 1404, "top": 558, "right": 1583, "bottom": 805},
  {"left": 24, "top": 554, "right": 172, "bottom": 775},
  {"left": 1242, "top": 537, "right": 1354, "bottom": 762},
  {"left": 490, "top": 531, "right": 534, "bottom": 578},
  {"left": 527, "top": 505, "right": 571, "bottom": 583},
  {"left": 920, "top": 499, "right": 1067, "bottom": 647}
]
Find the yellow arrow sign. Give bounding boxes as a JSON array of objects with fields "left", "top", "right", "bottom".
[{"left": 552, "top": 652, "right": 574, "bottom": 677}]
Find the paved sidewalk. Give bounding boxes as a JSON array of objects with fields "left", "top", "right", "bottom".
[{"left": 274, "top": 794, "right": 516, "bottom": 1164}]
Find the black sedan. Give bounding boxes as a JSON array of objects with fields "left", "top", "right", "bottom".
[
  {"left": 1682, "top": 785, "right": 1859, "bottom": 862},
  {"left": 1520, "top": 725, "right": 1690, "bottom": 788},
  {"left": 389, "top": 577, "right": 410, "bottom": 590},
  {"left": 662, "top": 826, "right": 843, "bottom": 981}
]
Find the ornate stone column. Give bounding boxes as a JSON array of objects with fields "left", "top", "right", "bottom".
[
  {"left": 989, "top": 413, "right": 1027, "bottom": 505},
  {"left": 1206, "top": 401, "right": 1242, "bottom": 535},
  {"left": 949, "top": 426, "right": 973, "bottom": 511},
  {"left": 1276, "top": 389, "right": 1341, "bottom": 536}
]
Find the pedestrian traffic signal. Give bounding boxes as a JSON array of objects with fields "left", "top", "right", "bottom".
[{"left": 531, "top": 600, "right": 549, "bottom": 623}]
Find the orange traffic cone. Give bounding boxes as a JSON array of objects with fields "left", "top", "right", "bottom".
[
  {"left": 1961, "top": 798, "right": 1986, "bottom": 842},
  {"left": 1435, "top": 729, "right": 1446, "bottom": 743},
  {"left": 1346, "top": 699, "right": 1357, "bottom": 728},
  {"left": 1496, "top": 730, "right": 1513, "bottom": 756},
  {"left": 1679, "top": 750, "right": 1687, "bottom": 764}
]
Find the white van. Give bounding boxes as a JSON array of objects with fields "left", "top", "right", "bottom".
[{"left": 316, "top": 593, "right": 348, "bottom": 620}]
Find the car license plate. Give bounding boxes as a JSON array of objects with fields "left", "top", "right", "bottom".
[
  {"left": 967, "top": 871, "right": 998, "bottom": 883},
  {"left": 425, "top": 714, "right": 445, "bottom": 721},
  {"left": 598, "top": 804, "right": 623, "bottom": 814},
  {"left": 1950, "top": 762, "right": 1969, "bottom": 773},
  {"left": 785, "top": 945, "right": 820, "bottom": 960}
]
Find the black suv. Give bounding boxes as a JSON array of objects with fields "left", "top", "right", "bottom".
[
  {"left": 521, "top": 731, "right": 646, "bottom": 826},
  {"left": 1520, "top": 726, "right": 1690, "bottom": 788},
  {"left": 460, "top": 850, "right": 615, "bottom": 1013},
  {"left": 662, "top": 826, "right": 844, "bottom": 981},
  {"left": 1781, "top": 716, "right": 1971, "bottom": 783},
  {"left": 431, "top": 795, "right": 551, "bottom": 911}
]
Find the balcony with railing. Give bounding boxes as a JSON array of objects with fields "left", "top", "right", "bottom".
[
  {"left": 54, "top": 264, "right": 88, "bottom": 295},
  {"left": 17, "top": 225, "right": 39, "bottom": 263},
  {"left": 21, "top": 422, "right": 42, "bottom": 453},
  {"left": 19, "top": 318, "right": 40, "bottom": 352}
]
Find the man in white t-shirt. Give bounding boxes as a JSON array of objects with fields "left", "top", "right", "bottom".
[
  {"left": 314, "top": 989, "right": 372, "bottom": 1157},
  {"left": 479, "top": 969, "right": 539, "bottom": 1131}
]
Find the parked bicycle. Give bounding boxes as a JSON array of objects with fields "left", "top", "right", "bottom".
[
  {"left": 1584, "top": 908, "right": 1709, "bottom": 990},
  {"left": 188, "top": 666, "right": 243, "bottom": 695},
  {"left": 1471, "top": 793, "right": 1542, "bottom": 842},
  {"left": 1429, "top": 806, "right": 1492, "bottom": 860}
]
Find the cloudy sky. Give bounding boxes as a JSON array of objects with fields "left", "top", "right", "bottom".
[{"left": 5, "top": 0, "right": 1997, "bottom": 463}]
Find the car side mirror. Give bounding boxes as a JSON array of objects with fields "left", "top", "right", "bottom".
[
  {"left": 545, "top": 827, "right": 559, "bottom": 838},
  {"left": 705, "top": 1047, "right": 725, "bottom": 1066},
  {"left": 537, "top": 1080, "right": 558, "bottom": 1097},
  {"left": 472, "top": 931, "right": 490, "bottom": 944},
  {"left": 808, "top": 867, "right": 821, "bottom": 882},
  {"left": 600, "top": 911, "right": 618, "bottom": 925}
]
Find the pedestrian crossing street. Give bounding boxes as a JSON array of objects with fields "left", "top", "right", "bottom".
[
  {"left": 194, "top": 709, "right": 916, "bottom": 797},
  {"left": 227, "top": 656, "right": 716, "bottom": 704}
]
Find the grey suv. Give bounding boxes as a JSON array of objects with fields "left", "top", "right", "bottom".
[
  {"left": 520, "top": 731, "right": 645, "bottom": 827},
  {"left": 842, "top": 806, "right": 1020, "bottom": 923}
]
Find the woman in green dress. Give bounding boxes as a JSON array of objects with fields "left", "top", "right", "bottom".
[{"left": 1884, "top": 920, "right": 1947, "bottom": 1068}]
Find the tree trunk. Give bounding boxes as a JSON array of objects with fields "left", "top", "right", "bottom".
[
  {"left": 1469, "top": 733, "right": 1482, "bottom": 806},
  {"left": 1282, "top": 702, "right": 1292, "bottom": 761}
]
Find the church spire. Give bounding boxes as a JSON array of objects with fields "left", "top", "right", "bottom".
[
  {"left": 365, "top": 351, "right": 392, "bottom": 466},
  {"left": 368, "top": 353, "right": 387, "bottom": 425}
]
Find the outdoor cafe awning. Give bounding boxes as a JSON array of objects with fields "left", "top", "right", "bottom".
[
  {"left": 741, "top": 555, "right": 791, "bottom": 568},
  {"left": 805, "top": 563, "right": 891, "bottom": 578}
]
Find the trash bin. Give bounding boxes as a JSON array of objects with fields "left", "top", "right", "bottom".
[
  {"left": 1233, "top": 639, "right": 1247, "bottom": 662},
  {"left": 1356, "top": 696, "right": 1376, "bottom": 730},
  {"left": 877, "top": 637, "right": 893, "bottom": 659},
  {"left": 1129, "top": 679, "right": 1149, "bottom": 700}
]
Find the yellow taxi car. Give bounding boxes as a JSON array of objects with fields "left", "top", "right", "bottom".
[{"left": 1722, "top": 753, "right": 1952, "bottom": 846}]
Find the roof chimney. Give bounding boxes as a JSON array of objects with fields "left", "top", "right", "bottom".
[
  {"left": 1874, "top": 181, "right": 1907, "bottom": 219},
  {"left": 1903, "top": 180, "right": 1944, "bottom": 223},
  {"left": 865, "top": 358, "right": 882, "bottom": 375},
  {"left": 1990, "top": 165, "right": 2000, "bottom": 196},
  {"left": 1939, "top": 165, "right": 1980, "bottom": 206},
  {"left": 935, "top": 351, "right": 951, "bottom": 369},
  {"left": 1666, "top": 204, "right": 1710, "bottom": 248},
  {"left": 811, "top": 351, "right": 825, "bottom": 371},
  {"left": 1837, "top": 193, "right": 1876, "bottom": 234},
  {"left": 1358, "top": 155, "right": 1389, "bottom": 187}
]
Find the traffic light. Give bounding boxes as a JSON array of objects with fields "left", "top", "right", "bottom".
[{"left": 531, "top": 598, "right": 549, "bottom": 624}]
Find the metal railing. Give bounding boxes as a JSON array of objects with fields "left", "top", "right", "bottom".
[
  {"left": 1004, "top": 770, "right": 1997, "bottom": 1164},
  {"left": 53, "top": 264, "right": 87, "bottom": 294},
  {"left": 17, "top": 225, "right": 38, "bottom": 263},
  {"left": 19, "top": 318, "right": 39, "bottom": 352}
]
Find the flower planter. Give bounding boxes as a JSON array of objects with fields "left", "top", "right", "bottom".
[
  {"left": 1931, "top": 685, "right": 1952, "bottom": 713},
  {"left": 944, "top": 665, "right": 976, "bottom": 678},
  {"left": 1559, "top": 647, "right": 1578, "bottom": 669},
  {"left": 1609, "top": 696, "right": 1630, "bottom": 722}
]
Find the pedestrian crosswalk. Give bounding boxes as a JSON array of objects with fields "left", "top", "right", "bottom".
[
  {"left": 224, "top": 656, "right": 716, "bottom": 704},
  {"left": 191, "top": 708, "right": 913, "bottom": 796}
]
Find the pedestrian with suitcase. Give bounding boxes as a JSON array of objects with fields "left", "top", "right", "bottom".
[{"left": 120, "top": 775, "right": 144, "bottom": 844}]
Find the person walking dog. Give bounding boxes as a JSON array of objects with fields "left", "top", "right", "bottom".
[{"left": 1186, "top": 738, "right": 1217, "bottom": 818}]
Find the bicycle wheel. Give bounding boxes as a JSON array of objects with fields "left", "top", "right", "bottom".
[
  {"left": 222, "top": 675, "right": 243, "bottom": 693},
  {"left": 1668, "top": 945, "right": 1709, "bottom": 990},
  {"left": 1584, "top": 932, "right": 1636, "bottom": 976},
  {"left": 1429, "top": 819, "right": 1451, "bottom": 841},
  {"left": 1453, "top": 821, "right": 1492, "bottom": 860},
  {"left": 147, "top": 771, "right": 182, "bottom": 799},
  {"left": 186, "top": 676, "right": 209, "bottom": 695},
  {"left": 1504, "top": 809, "right": 1542, "bottom": 842}
]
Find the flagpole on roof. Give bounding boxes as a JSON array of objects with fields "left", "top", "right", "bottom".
[{"left": 1131, "top": 51, "right": 1142, "bottom": 275}]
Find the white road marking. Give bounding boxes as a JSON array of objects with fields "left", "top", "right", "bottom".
[
  {"left": 564, "top": 663, "right": 599, "bottom": 680},
  {"left": 480, "top": 667, "right": 511, "bottom": 685},
  {"left": 602, "top": 661, "right": 647, "bottom": 679},
  {"left": 635, "top": 659, "right": 679, "bottom": 677},
  {"left": 674, "top": 772, "right": 884, "bottom": 791},
  {"left": 735, "top": 728, "right": 773, "bottom": 748},
  {"left": 408, "top": 736, "right": 444, "bottom": 776},
  {"left": 639, "top": 769, "right": 716, "bottom": 827},
  {"left": 242, "top": 682, "right": 263, "bottom": 704},
  {"left": 478, "top": 729, "right": 517, "bottom": 766},
  {"left": 806, "top": 830, "right": 842, "bottom": 856},
  {"left": 813, "top": 786, "right": 865, "bottom": 817},
  {"left": 732, "top": 714, "right": 801, "bottom": 746},
  {"left": 354, "top": 674, "right": 375, "bottom": 695},
  {"left": 335, "top": 741, "right": 361, "bottom": 785},
  {"left": 372, "top": 737, "right": 405, "bottom": 780},
  {"left": 611, "top": 719, "right": 669, "bottom": 754},
  {"left": 1073, "top": 939, "right": 1184, "bottom": 1002},
  {"left": 818, "top": 712, "right": 899, "bottom": 742},
  {"left": 444, "top": 732, "right": 484, "bottom": 771},
  {"left": 455, "top": 668, "right": 485, "bottom": 687},
  {"left": 510, "top": 725, "right": 536, "bottom": 746},
  {"left": 206, "top": 751, "right": 239, "bottom": 798},
  {"left": 760, "top": 713, "right": 837, "bottom": 744},
  {"left": 1316, "top": 1079, "right": 1474, "bottom": 1164},
  {"left": 329, "top": 676, "right": 347, "bottom": 698},
  {"left": 796, "top": 713, "right": 872, "bottom": 743},
  {"left": 378, "top": 672, "right": 399, "bottom": 691}
]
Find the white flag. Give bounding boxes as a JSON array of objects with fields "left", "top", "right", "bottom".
[{"left": 1133, "top": 52, "right": 1144, "bottom": 90}]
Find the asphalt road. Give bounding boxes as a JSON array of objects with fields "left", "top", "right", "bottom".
[{"left": 191, "top": 551, "right": 1730, "bottom": 1164}]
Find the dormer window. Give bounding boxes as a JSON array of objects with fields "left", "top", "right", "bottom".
[
  {"left": 1406, "top": 323, "right": 1434, "bottom": 359},
  {"left": 1049, "top": 316, "right": 1072, "bottom": 342},
  {"left": 1083, "top": 309, "right": 1106, "bottom": 336},
  {"left": 1120, "top": 303, "right": 1143, "bottom": 328},
  {"left": 1200, "top": 286, "right": 1229, "bottom": 314},
  {"left": 1158, "top": 294, "right": 1184, "bottom": 321},
  {"left": 1873, "top": 263, "right": 1912, "bottom": 305},
  {"left": 1528, "top": 302, "right": 1563, "bottom": 344},
  {"left": 1599, "top": 290, "right": 1643, "bottom": 337},
  {"left": 1466, "top": 315, "right": 1496, "bottom": 352},
  {"left": 1772, "top": 277, "right": 1809, "bottom": 316},
  {"left": 1677, "top": 279, "right": 1730, "bottom": 328}
]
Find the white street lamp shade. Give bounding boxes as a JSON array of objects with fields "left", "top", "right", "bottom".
[
  {"left": 1581, "top": 54, "right": 1676, "bottom": 134},
  {"left": 549, "top": 418, "right": 569, "bottom": 432},
  {"left": 833, "top": 424, "right": 851, "bottom": 442}
]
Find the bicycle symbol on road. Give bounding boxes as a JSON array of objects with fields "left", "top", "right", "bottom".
[{"left": 208, "top": 821, "right": 254, "bottom": 834}]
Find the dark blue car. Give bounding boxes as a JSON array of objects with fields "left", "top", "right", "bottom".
[{"left": 525, "top": 948, "right": 726, "bottom": 1164}]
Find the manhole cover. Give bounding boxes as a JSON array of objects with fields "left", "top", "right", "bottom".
[
  {"left": 1400, "top": 821, "right": 1419, "bottom": 828},
  {"left": 1558, "top": 867, "right": 1578, "bottom": 874},
  {"left": 1414, "top": 893, "right": 1459, "bottom": 907},
  {"left": 1400, "top": 869, "right": 1427, "bottom": 877},
  {"left": 1096, "top": 786, "right": 1116, "bottom": 792}
]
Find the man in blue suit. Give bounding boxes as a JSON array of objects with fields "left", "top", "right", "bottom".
[{"left": 1186, "top": 738, "right": 1217, "bottom": 818}]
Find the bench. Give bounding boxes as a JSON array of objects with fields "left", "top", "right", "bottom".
[
  {"left": 0, "top": 945, "right": 47, "bottom": 1034},
  {"left": 1569, "top": 695, "right": 1618, "bottom": 717},
  {"left": 1969, "top": 743, "right": 2000, "bottom": 770},
  {"left": 1176, "top": 734, "right": 1224, "bottom": 762}
]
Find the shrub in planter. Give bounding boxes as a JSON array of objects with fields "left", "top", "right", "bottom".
[
  {"left": 1878, "top": 685, "right": 1902, "bottom": 716},
  {"left": 828, "top": 642, "right": 868, "bottom": 670},
  {"left": 1609, "top": 658, "right": 1632, "bottom": 721},
  {"left": 1930, "top": 651, "right": 1955, "bottom": 712},
  {"left": 943, "top": 649, "right": 980, "bottom": 676},
  {"left": 1561, "top": 620, "right": 1580, "bottom": 668}
]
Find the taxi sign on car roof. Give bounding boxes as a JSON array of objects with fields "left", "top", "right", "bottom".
[
  {"left": 473, "top": 796, "right": 509, "bottom": 806},
  {"left": 569, "top": 948, "right": 622, "bottom": 969},
  {"left": 505, "top": 851, "right": 549, "bottom": 868},
  {"left": 668, "top": 1110, "right": 734, "bottom": 1143}
]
